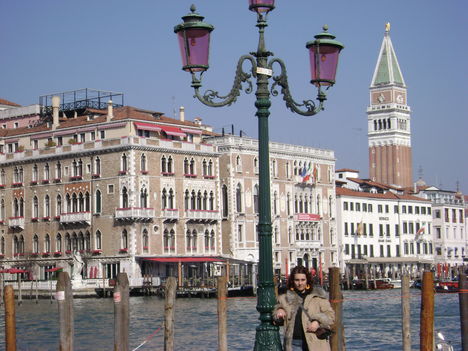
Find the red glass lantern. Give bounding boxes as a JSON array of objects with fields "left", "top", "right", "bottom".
[
  {"left": 306, "top": 25, "right": 344, "bottom": 87},
  {"left": 248, "top": 0, "right": 275, "bottom": 14},
  {"left": 174, "top": 5, "right": 214, "bottom": 72}
]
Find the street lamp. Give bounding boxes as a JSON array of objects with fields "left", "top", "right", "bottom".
[{"left": 175, "top": 3, "right": 343, "bottom": 350}]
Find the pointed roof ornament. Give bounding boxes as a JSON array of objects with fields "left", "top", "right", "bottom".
[{"left": 370, "top": 23, "right": 405, "bottom": 88}]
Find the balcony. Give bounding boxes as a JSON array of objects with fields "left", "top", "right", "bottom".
[
  {"left": 8, "top": 216, "right": 25, "bottom": 229},
  {"left": 295, "top": 240, "right": 321, "bottom": 250},
  {"left": 115, "top": 208, "right": 154, "bottom": 222},
  {"left": 60, "top": 212, "right": 91, "bottom": 225},
  {"left": 162, "top": 209, "right": 179, "bottom": 222},
  {"left": 185, "top": 209, "right": 220, "bottom": 223}
]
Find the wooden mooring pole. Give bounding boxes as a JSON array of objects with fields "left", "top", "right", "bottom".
[
  {"left": 56, "top": 271, "right": 74, "bottom": 351},
  {"left": 401, "top": 274, "right": 411, "bottom": 351},
  {"left": 17, "top": 274, "right": 22, "bottom": 306},
  {"left": 420, "top": 271, "right": 434, "bottom": 351},
  {"left": 4, "top": 285, "right": 17, "bottom": 351},
  {"left": 114, "top": 272, "right": 129, "bottom": 351},
  {"left": 329, "top": 267, "right": 345, "bottom": 351},
  {"left": 164, "top": 277, "right": 177, "bottom": 351},
  {"left": 217, "top": 275, "right": 228, "bottom": 351},
  {"left": 459, "top": 272, "right": 467, "bottom": 351}
]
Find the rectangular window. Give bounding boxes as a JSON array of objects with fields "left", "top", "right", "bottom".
[
  {"left": 370, "top": 245, "right": 374, "bottom": 257},
  {"left": 350, "top": 202, "right": 354, "bottom": 211},
  {"left": 238, "top": 224, "right": 243, "bottom": 243},
  {"left": 108, "top": 184, "right": 114, "bottom": 194},
  {"left": 368, "top": 204, "right": 373, "bottom": 213},
  {"left": 100, "top": 130, "right": 106, "bottom": 139},
  {"left": 344, "top": 244, "right": 349, "bottom": 255},
  {"left": 421, "top": 207, "right": 426, "bottom": 215},
  {"left": 403, "top": 222, "right": 408, "bottom": 234},
  {"left": 395, "top": 224, "right": 400, "bottom": 236},
  {"left": 410, "top": 243, "right": 414, "bottom": 255},
  {"left": 445, "top": 209, "right": 449, "bottom": 222},
  {"left": 435, "top": 210, "right": 440, "bottom": 218},
  {"left": 436, "top": 227, "right": 441, "bottom": 239},
  {"left": 343, "top": 202, "right": 348, "bottom": 211},
  {"left": 363, "top": 203, "right": 367, "bottom": 212},
  {"left": 452, "top": 209, "right": 457, "bottom": 223},
  {"left": 404, "top": 243, "right": 409, "bottom": 255},
  {"left": 356, "top": 203, "right": 361, "bottom": 211},
  {"left": 402, "top": 206, "right": 407, "bottom": 214},
  {"left": 385, "top": 205, "right": 389, "bottom": 213},
  {"left": 396, "top": 245, "right": 400, "bottom": 257},
  {"left": 460, "top": 210, "right": 464, "bottom": 223},
  {"left": 378, "top": 205, "right": 383, "bottom": 213},
  {"left": 408, "top": 206, "right": 413, "bottom": 214},
  {"left": 350, "top": 223, "right": 355, "bottom": 235},
  {"left": 369, "top": 224, "right": 374, "bottom": 237},
  {"left": 386, "top": 224, "right": 390, "bottom": 237},
  {"left": 394, "top": 205, "right": 399, "bottom": 214},
  {"left": 379, "top": 224, "right": 383, "bottom": 237},
  {"left": 344, "top": 223, "right": 349, "bottom": 236},
  {"left": 380, "top": 245, "right": 384, "bottom": 257},
  {"left": 351, "top": 245, "right": 355, "bottom": 259},
  {"left": 409, "top": 222, "right": 414, "bottom": 234},
  {"left": 387, "top": 245, "right": 391, "bottom": 257},
  {"left": 415, "top": 206, "right": 420, "bottom": 214}
]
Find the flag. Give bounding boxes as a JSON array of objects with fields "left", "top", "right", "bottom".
[
  {"left": 300, "top": 164, "right": 307, "bottom": 177},
  {"left": 313, "top": 165, "right": 318, "bottom": 183},
  {"left": 357, "top": 221, "right": 364, "bottom": 235},
  {"left": 416, "top": 226, "right": 425, "bottom": 235}
]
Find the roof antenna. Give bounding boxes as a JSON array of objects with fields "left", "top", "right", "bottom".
[{"left": 172, "top": 96, "right": 176, "bottom": 119}]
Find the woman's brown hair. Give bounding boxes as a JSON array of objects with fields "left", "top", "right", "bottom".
[{"left": 286, "top": 265, "right": 314, "bottom": 292}]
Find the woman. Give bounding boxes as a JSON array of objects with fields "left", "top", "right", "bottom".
[{"left": 274, "top": 266, "right": 334, "bottom": 351}]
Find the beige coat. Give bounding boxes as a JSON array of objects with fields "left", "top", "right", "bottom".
[{"left": 274, "top": 288, "right": 334, "bottom": 351}]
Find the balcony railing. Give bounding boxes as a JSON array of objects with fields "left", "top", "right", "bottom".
[
  {"left": 295, "top": 239, "right": 321, "bottom": 249},
  {"left": 8, "top": 216, "right": 25, "bottom": 229},
  {"left": 60, "top": 212, "right": 91, "bottom": 225},
  {"left": 185, "top": 209, "right": 220, "bottom": 222},
  {"left": 162, "top": 209, "right": 179, "bottom": 221},
  {"left": 115, "top": 208, "right": 154, "bottom": 221}
]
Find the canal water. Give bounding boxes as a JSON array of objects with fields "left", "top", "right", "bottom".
[{"left": 0, "top": 289, "right": 462, "bottom": 351}]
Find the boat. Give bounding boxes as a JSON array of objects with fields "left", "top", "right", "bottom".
[{"left": 435, "top": 280, "right": 459, "bottom": 293}]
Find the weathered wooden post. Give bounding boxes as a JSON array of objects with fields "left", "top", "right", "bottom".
[
  {"left": 4, "top": 285, "right": 17, "bottom": 351},
  {"left": 49, "top": 280, "right": 53, "bottom": 304},
  {"left": 114, "top": 272, "right": 129, "bottom": 351},
  {"left": 459, "top": 272, "right": 468, "bottom": 351},
  {"left": 164, "top": 277, "right": 177, "bottom": 351},
  {"left": 0, "top": 273, "right": 4, "bottom": 307},
  {"left": 56, "top": 271, "right": 74, "bottom": 351},
  {"left": 420, "top": 270, "right": 434, "bottom": 351},
  {"left": 401, "top": 274, "right": 411, "bottom": 351},
  {"left": 364, "top": 264, "right": 369, "bottom": 290},
  {"left": 217, "top": 275, "right": 228, "bottom": 351},
  {"left": 329, "top": 267, "right": 345, "bottom": 351},
  {"left": 35, "top": 279, "right": 39, "bottom": 304}
]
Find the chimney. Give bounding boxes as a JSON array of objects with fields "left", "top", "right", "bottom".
[
  {"left": 179, "top": 106, "right": 185, "bottom": 122},
  {"left": 107, "top": 100, "right": 113, "bottom": 122},
  {"left": 51, "top": 95, "right": 60, "bottom": 130}
]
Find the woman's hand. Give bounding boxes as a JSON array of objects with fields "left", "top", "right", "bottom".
[
  {"left": 306, "top": 320, "right": 320, "bottom": 333},
  {"left": 275, "top": 308, "right": 286, "bottom": 320}
]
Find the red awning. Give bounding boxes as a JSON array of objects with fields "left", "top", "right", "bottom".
[
  {"left": 145, "top": 257, "right": 225, "bottom": 263},
  {"left": 134, "top": 122, "right": 162, "bottom": 132},
  {"left": 157, "top": 125, "right": 186, "bottom": 137},
  {"left": 45, "top": 267, "right": 63, "bottom": 272},
  {"left": 0, "top": 269, "right": 10, "bottom": 273},
  {"left": 8, "top": 268, "right": 28, "bottom": 274}
]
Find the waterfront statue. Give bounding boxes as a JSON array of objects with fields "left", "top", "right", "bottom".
[{"left": 71, "top": 250, "right": 84, "bottom": 281}]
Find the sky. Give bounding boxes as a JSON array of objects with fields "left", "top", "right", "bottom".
[{"left": 1, "top": 0, "right": 467, "bottom": 193}]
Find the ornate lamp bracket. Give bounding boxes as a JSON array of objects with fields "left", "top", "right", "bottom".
[
  {"left": 190, "top": 55, "right": 257, "bottom": 108},
  {"left": 269, "top": 58, "right": 326, "bottom": 116}
]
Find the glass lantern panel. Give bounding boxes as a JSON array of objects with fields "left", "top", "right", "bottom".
[
  {"left": 249, "top": 0, "right": 275, "bottom": 13},
  {"left": 308, "top": 44, "right": 341, "bottom": 86},
  {"left": 177, "top": 28, "right": 211, "bottom": 72}
]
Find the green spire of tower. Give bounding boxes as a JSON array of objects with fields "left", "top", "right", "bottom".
[{"left": 371, "top": 23, "right": 405, "bottom": 87}]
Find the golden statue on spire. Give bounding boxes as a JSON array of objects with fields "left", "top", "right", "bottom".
[{"left": 385, "top": 22, "right": 391, "bottom": 32}]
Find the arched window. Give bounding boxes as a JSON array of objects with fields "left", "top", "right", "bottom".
[
  {"left": 121, "top": 154, "right": 128, "bottom": 173},
  {"left": 253, "top": 185, "right": 259, "bottom": 214},
  {"left": 85, "top": 192, "right": 90, "bottom": 211},
  {"left": 273, "top": 191, "right": 278, "bottom": 215},
  {"left": 1, "top": 236, "right": 5, "bottom": 255},
  {"left": 202, "top": 191, "right": 208, "bottom": 210},
  {"left": 0, "top": 199, "right": 5, "bottom": 221},
  {"left": 57, "top": 195, "right": 62, "bottom": 216},
  {"left": 78, "top": 232, "right": 84, "bottom": 251},
  {"left": 162, "top": 188, "right": 167, "bottom": 209},
  {"left": 121, "top": 230, "right": 128, "bottom": 249},
  {"left": 95, "top": 230, "right": 102, "bottom": 250},
  {"left": 71, "top": 193, "right": 78, "bottom": 212},
  {"left": 77, "top": 159, "right": 83, "bottom": 176},
  {"left": 0, "top": 169, "right": 5, "bottom": 185},
  {"left": 167, "top": 156, "right": 173, "bottom": 173},
  {"left": 208, "top": 159, "right": 213, "bottom": 176},
  {"left": 141, "top": 154, "right": 147, "bottom": 172},
  {"left": 202, "top": 159, "right": 207, "bottom": 176},
  {"left": 19, "top": 198, "right": 24, "bottom": 217},
  {"left": 197, "top": 191, "right": 202, "bottom": 210},
  {"left": 222, "top": 185, "right": 228, "bottom": 217},
  {"left": 65, "top": 233, "right": 71, "bottom": 251},
  {"left": 316, "top": 195, "right": 321, "bottom": 215},
  {"left": 14, "top": 235, "right": 19, "bottom": 255},
  {"left": 191, "top": 190, "right": 196, "bottom": 210},
  {"left": 56, "top": 233, "right": 62, "bottom": 252},
  {"left": 72, "top": 233, "right": 78, "bottom": 251},
  {"left": 44, "top": 195, "right": 50, "bottom": 218},
  {"left": 210, "top": 230, "right": 215, "bottom": 250},
  {"left": 287, "top": 193, "right": 291, "bottom": 216},
  {"left": 121, "top": 187, "right": 128, "bottom": 208},
  {"left": 236, "top": 183, "right": 242, "bottom": 213},
  {"left": 184, "top": 190, "right": 190, "bottom": 210},
  {"left": 170, "top": 229, "right": 175, "bottom": 252},
  {"left": 329, "top": 196, "right": 333, "bottom": 217},
  {"left": 85, "top": 232, "right": 90, "bottom": 251},
  {"left": 161, "top": 155, "right": 167, "bottom": 173},
  {"left": 209, "top": 191, "right": 214, "bottom": 210},
  {"left": 140, "top": 188, "right": 148, "bottom": 208},
  {"left": 164, "top": 229, "right": 170, "bottom": 252},
  {"left": 142, "top": 229, "right": 149, "bottom": 252},
  {"left": 55, "top": 161, "right": 62, "bottom": 179},
  {"left": 191, "top": 229, "right": 197, "bottom": 251},
  {"left": 78, "top": 192, "right": 84, "bottom": 212},
  {"left": 45, "top": 234, "right": 51, "bottom": 253},
  {"left": 183, "top": 158, "right": 190, "bottom": 174},
  {"left": 33, "top": 234, "right": 39, "bottom": 253},
  {"left": 33, "top": 196, "right": 39, "bottom": 218},
  {"left": 168, "top": 189, "right": 174, "bottom": 209},
  {"left": 32, "top": 164, "right": 38, "bottom": 181},
  {"left": 236, "top": 155, "right": 242, "bottom": 172},
  {"left": 95, "top": 190, "right": 102, "bottom": 213},
  {"left": 94, "top": 157, "right": 101, "bottom": 176},
  {"left": 44, "top": 163, "right": 50, "bottom": 180},
  {"left": 189, "top": 158, "right": 195, "bottom": 175},
  {"left": 186, "top": 229, "right": 192, "bottom": 250},
  {"left": 254, "top": 157, "right": 259, "bottom": 173},
  {"left": 19, "top": 235, "right": 24, "bottom": 254}
]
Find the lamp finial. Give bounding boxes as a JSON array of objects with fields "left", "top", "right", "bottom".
[
  {"left": 385, "top": 22, "right": 391, "bottom": 32},
  {"left": 190, "top": 4, "right": 196, "bottom": 13},
  {"left": 322, "top": 24, "right": 329, "bottom": 32}
]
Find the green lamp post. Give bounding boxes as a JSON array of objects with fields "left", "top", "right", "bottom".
[{"left": 175, "top": 2, "right": 343, "bottom": 350}]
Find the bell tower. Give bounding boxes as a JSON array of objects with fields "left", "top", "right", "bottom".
[{"left": 368, "top": 23, "right": 413, "bottom": 188}]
